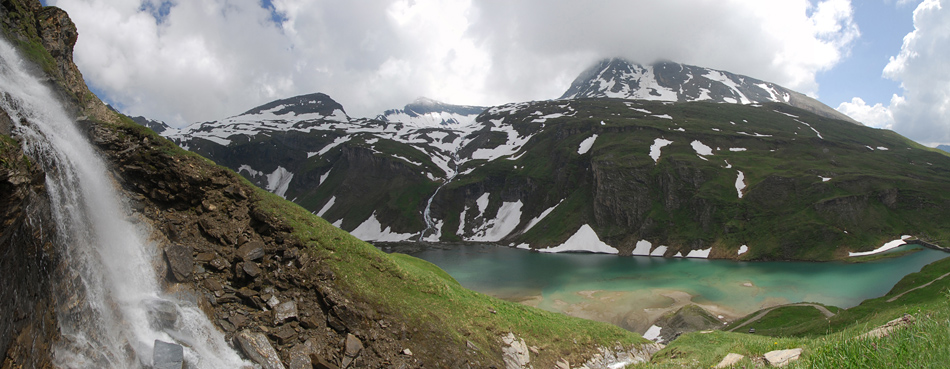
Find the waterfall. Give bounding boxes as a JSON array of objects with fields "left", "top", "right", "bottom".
[
  {"left": 0, "top": 39, "right": 253, "bottom": 368},
  {"left": 419, "top": 150, "right": 459, "bottom": 241}
]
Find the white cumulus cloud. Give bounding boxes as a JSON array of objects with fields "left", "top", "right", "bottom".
[
  {"left": 50, "top": 0, "right": 860, "bottom": 128},
  {"left": 837, "top": 0, "right": 950, "bottom": 146}
]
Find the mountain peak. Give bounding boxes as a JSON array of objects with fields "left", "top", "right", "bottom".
[
  {"left": 561, "top": 58, "right": 858, "bottom": 124},
  {"left": 239, "top": 92, "right": 347, "bottom": 118},
  {"left": 377, "top": 98, "right": 487, "bottom": 127}
]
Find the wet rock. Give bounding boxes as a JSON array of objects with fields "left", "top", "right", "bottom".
[
  {"left": 763, "top": 348, "right": 802, "bottom": 367},
  {"left": 164, "top": 244, "right": 194, "bottom": 282},
  {"left": 145, "top": 298, "right": 178, "bottom": 330},
  {"left": 716, "top": 353, "right": 745, "bottom": 368},
  {"left": 341, "top": 333, "right": 364, "bottom": 369},
  {"left": 235, "top": 330, "right": 285, "bottom": 369},
  {"left": 238, "top": 241, "right": 266, "bottom": 262},
  {"left": 153, "top": 340, "right": 184, "bottom": 369},
  {"left": 274, "top": 301, "right": 298, "bottom": 324},
  {"left": 501, "top": 332, "right": 530, "bottom": 369}
]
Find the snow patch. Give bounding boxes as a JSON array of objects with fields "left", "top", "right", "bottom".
[
  {"left": 316, "top": 196, "right": 335, "bottom": 217},
  {"left": 738, "top": 245, "right": 748, "bottom": 255},
  {"left": 632, "top": 240, "right": 653, "bottom": 256},
  {"left": 317, "top": 136, "right": 350, "bottom": 156},
  {"left": 577, "top": 134, "right": 598, "bottom": 154},
  {"left": 877, "top": 146, "right": 889, "bottom": 151},
  {"left": 735, "top": 170, "right": 746, "bottom": 199},
  {"left": 476, "top": 193, "right": 490, "bottom": 216},
  {"left": 650, "top": 246, "right": 668, "bottom": 257},
  {"left": 238, "top": 164, "right": 262, "bottom": 177},
  {"left": 653, "top": 114, "right": 673, "bottom": 120},
  {"left": 319, "top": 169, "right": 332, "bottom": 186},
  {"left": 266, "top": 166, "right": 294, "bottom": 198},
  {"left": 643, "top": 325, "right": 662, "bottom": 342},
  {"left": 819, "top": 176, "right": 831, "bottom": 182},
  {"left": 522, "top": 201, "right": 563, "bottom": 234},
  {"left": 469, "top": 201, "right": 524, "bottom": 242},
  {"left": 686, "top": 248, "right": 712, "bottom": 258},
  {"left": 351, "top": 212, "right": 416, "bottom": 242},
  {"left": 691, "top": 140, "right": 713, "bottom": 156},
  {"left": 539, "top": 224, "right": 618, "bottom": 254},
  {"left": 729, "top": 148, "right": 747, "bottom": 152},
  {"left": 848, "top": 237, "right": 911, "bottom": 257},
  {"left": 651, "top": 138, "right": 673, "bottom": 163}
]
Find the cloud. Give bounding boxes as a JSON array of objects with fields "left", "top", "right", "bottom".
[
  {"left": 836, "top": 97, "right": 895, "bottom": 128},
  {"left": 50, "top": 0, "right": 859, "bottom": 128},
  {"left": 837, "top": 0, "right": 950, "bottom": 146}
]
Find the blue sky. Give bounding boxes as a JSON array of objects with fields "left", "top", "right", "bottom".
[
  {"left": 44, "top": 0, "right": 950, "bottom": 146},
  {"left": 816, "top": 1, "right": 914, "bottom": 107}
]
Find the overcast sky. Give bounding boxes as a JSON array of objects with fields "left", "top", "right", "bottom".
[{"left": 44, "top": 0, "right": 950, "bottom": 146}]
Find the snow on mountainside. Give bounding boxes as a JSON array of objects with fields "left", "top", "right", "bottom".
[
  {"left": 377, "top": 97, "right": 486, "bottom": 127},
  {"left": 561, "top": 58, "right": 859, "bottom": 124},
  {"left": 148, "top": 59, "right": 950, "bottom": 254},
  {"left": 165, "top": 93, "right": 350, "bottom": 147}
]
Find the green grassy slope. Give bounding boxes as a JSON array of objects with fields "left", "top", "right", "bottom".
[{"left": 641, "top": 256, "right": 950, "bottom": 368}]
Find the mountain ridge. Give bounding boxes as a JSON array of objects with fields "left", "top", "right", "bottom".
[
  {"left": 157, "top": 87, "right": 950, "bottom": 261},
  {"left": 561, "top": 58, "right": 859, "bottom": 124}
]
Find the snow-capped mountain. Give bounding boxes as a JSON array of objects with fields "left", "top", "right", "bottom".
[
  {"left": 165, "top": 93, "right": 349, "bottom": 147},
  {"left": 561, "top": 58, "right": 858, "bottom": 124},
  {"left": 145, "top": 60, "right": 950, "bottom": 261},
  {"left": 376, "top": 97, "right": 486, "bottom": 127}
]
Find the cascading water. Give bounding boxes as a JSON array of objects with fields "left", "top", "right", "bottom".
[
  {"left": 419, "top": 150, "right": 460, "bottom": 242},
  {"left": 0, "top": 39, "right": 253, "bottom": 368}
]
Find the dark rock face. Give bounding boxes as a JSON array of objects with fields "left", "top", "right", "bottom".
[{"left": 0, "top": 133, "right": 58, "bottom": 367}]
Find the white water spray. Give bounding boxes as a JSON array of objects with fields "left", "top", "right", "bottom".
[{"left": 0, "top": 39, "right": 253, "bottom": 368}]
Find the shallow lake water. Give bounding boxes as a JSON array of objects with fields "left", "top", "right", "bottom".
[{"left": 401, "top": 244, "right": 950, "bottom": 332}]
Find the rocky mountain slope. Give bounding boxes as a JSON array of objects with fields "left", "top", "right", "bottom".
[{"left": 162, "top": 82, "right": 950, "bottom": 261}]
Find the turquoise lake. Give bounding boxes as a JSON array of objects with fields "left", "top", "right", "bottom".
[{"left": 402, "top": 244, "right": 950, "bottom": 332}]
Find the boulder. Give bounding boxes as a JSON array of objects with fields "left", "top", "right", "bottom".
[
  {"left": 242, "top": 262, "right": 262, "bottom": 278},
  {"left": 152, "top": 340, "right": 184, "bottom": 369},
  {"left": 341, "top": 333, "right": 363, "bottom": 368},
  {"left": 164, "top": 244, "right": 193, "bottom": 282},
  {"left": 763, "top": 348, "right": 802, "bottom": 367},
  {"left": 237, "top": 241, "right": 266, "bottom": 262},
  {"left": 235, "top": 330, "right": 285, "bottom": 369},
  {"left": 274, "top": 301, "right": 298, "bottom": 324},
  {"left": 501, "top": 332, "right": 531, "bottom": 369},
  {"left": 715, "top": 353, "right": 745, "bottom": 368}
]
